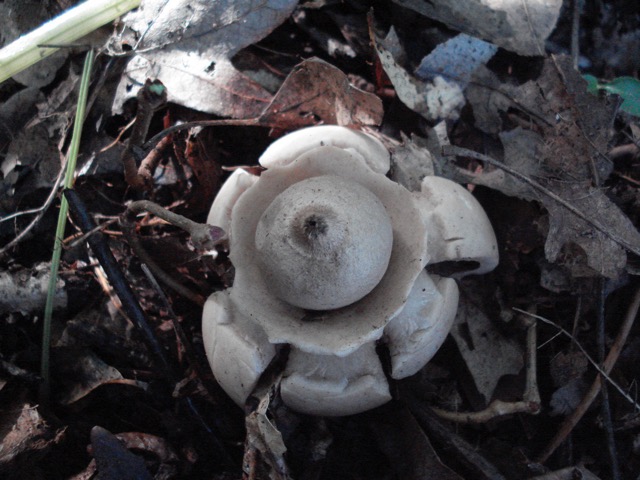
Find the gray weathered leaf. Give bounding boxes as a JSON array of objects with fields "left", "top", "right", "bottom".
[
  {"left": 450, "top": 296, "right": 523, "bottom": 404},
  {"left": 113, "top": 0, "right": 298, "bottom": 116},
  {"left": 394, "top": 0, "right": 561, "bottom": 56},
  {"left": 372, "top": 27, "right": 465, "bottom": 121}
]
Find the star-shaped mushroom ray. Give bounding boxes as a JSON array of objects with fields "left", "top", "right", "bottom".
[
  {"left": 228, "top": 147, "right": 428, "bottom": 356},
  {"left": 281, "top": 343, "right": 392, "bottom": 417},
  {"left": 259, "top": 125, "right": 390, "bottom": 174},
  {"left": 415, "top": 176, "right": 498, "bottom": 276},
  {"left": 384, "top": 272, "right": 459, "bottom": 379},
  {"left": 202, "top": 290, "right": 276, "bottom": 406},
  {"left": 207, "top": 169, "right": 258, "bottom": 233}
]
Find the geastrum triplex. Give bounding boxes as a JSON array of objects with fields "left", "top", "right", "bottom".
[{"left": 203, "top": 126, "right": 498, "bottom": 416}]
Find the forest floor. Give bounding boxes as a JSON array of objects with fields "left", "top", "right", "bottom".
[{"left": 1, "top": 0, "right": 640, "bottom": 479}]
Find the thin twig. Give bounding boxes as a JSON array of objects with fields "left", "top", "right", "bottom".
[
  {"left": 570, "top": 0, "right": 582, "bottom": 70},
  {"left": 64, "top": 189, "right": 235, "bottom": 467},
  {"left": 598, "top": 279, "right": 621, "bottom": 480},
  {"left": 122, "top": 79, "right": 168, "bottom": 190},
  {"left": 516, "top": 308, "right": 640, "bottom": 409},
  {"left": 535, "top": 285, "right": 640, "bottom": 463},
  {"left": 441, "top": 145, "right": 640, "bottom": 258},
  {"left": 120, "top": 200, "right": 227, "bottom": 305},
  {"left": 431, "top": 322, "right": 541, "bottom": 424}
]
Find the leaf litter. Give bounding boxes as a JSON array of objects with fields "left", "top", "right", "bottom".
[{"left": 1, "top": 0, "right": 640, "bottom": 479}]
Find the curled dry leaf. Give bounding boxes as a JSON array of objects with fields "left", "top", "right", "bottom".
[
  {"left": 372, "top": 26, "right": 465, "bottom": 121},
  {"left": 258, "top": 57, "right": 384, "bottom": 128},
  {"left": 113, "top": 0, "right": 298, "bottom": 117},
  {"left": 244, "top": 389, "right": 290, "bottom": 479},
  {"left": 394, "top": 0, "right": 562, "bottom": 56}
]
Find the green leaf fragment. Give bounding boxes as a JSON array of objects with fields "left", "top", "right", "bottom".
[{"left": 583, "top": 74, "right": 640, "bottom": 118}]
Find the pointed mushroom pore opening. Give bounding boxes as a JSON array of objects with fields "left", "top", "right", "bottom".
[{"left": 255, "top": 175, "right": 394, "bottom": 310}]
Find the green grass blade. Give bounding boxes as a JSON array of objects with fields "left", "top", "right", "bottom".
[
  {"left": 0, "top": 0, "right": 140, "bottom": 84},
  {"left": 40, "top": 49, "right": 94, "bottom": 404}
]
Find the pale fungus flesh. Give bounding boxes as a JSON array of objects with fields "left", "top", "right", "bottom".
[{"left": 202, "top": 125, "right": 499, "bottom": 416}]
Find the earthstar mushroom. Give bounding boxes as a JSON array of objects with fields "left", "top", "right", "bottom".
[{"left": 203, "top": 125, "right": 498, "bottom": 416}]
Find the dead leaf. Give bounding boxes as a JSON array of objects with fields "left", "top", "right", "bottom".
[
  {"left": 258, "top": 57, "right": 383, "bottom": 128},
  {"left": 449, "top": 56, "right": 640, "bottom": 278},
  {"left": 450, "top": 296, "right": 523, "bottom": 404},
  {"left": 113, "top": 0, "right": 298, "bottom": 117},
  {"left": 0, "top": 263, "right": 66, "bottom": 315},
  {"left": 244, "top": 388, "right": 290, "bottom": 480},
  {"left": 52, "top": 349, "right": 148, "bottom": 405},
  {"left": 390, "top": 133, "right": 435, "bottom": 192},
  {"left": 372, "top": 27, "right": 465, "bottom": 121},
  {"left": 369, "top": 405, "right": 464, "bottom": 480},
  {"left": 116, "top": 54, "right": 272, "bottom": 118},
  {"left": 0, "top": 401, "right": 66, "bottom": 470},
  {"left": 394, "top": 0, "right": 562, "bottom": 56}
]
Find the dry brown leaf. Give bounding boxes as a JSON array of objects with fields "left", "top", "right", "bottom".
[
  {"left": 0, "top": 401, "right": 65, "bottom": 469},
  {"left": 53, "top": 349, "right": 148, "bottom": 405},
  {"left": 258, "top": 57, "right": 383, "bottom": 128}
]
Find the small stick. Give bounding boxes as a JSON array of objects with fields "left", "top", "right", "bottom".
[
  {"left": 536, "top": 285, "right": 640, "bottom": 463},
  {"left": 121, "top": 200, "right": 226, "bottom": 305},
  {"left": 598, "top": 280, "right": 621, "bottom": 480},
  {"left": 65, "top": 189, "right": 234, "bottom": 466},
  {"left": 431, "top": 321, "right": 541, "bottom": 424},
  {"left": 64, "top": 189, "right": 174, "bottom": 376},
  {"left": 121, "top": 80, "right": 168, "bottom": 190}
]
